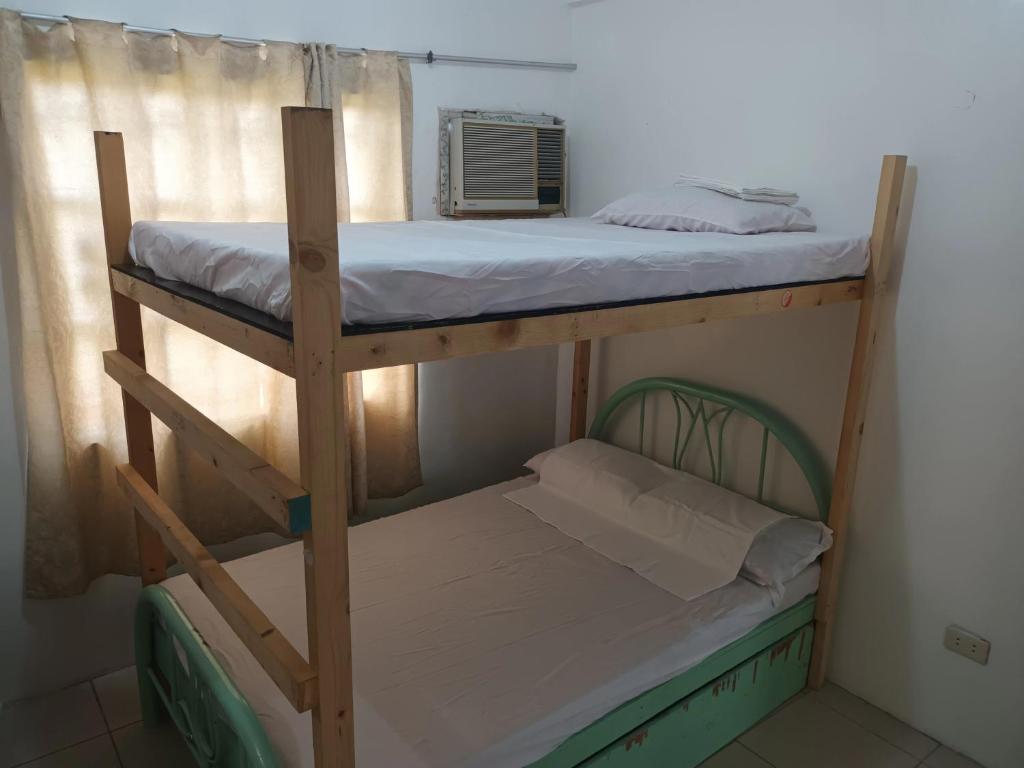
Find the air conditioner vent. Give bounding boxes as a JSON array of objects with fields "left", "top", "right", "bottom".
[
  {"left": 461, "top": 123, "right": 536, "bottom": 199},
  {"left": 537, "top": 128, "right": 564, "bottom": 182}
]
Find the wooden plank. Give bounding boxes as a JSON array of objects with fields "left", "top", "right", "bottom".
[
  {"left": 116, "top": 463, "right": 318, "bottom": 712},
  {"left": 110, "top": 265, "right": 859, "bottom": 376},
  {"left": 110, "top": 269, "right": 296, "bottom": 377},
  {"left": 809, "top": 155, "right": 908, "bottom": 688},
  {"left": 103, "top": 350, "right": 310, "bottom": 534},
  {"left": 282, "top": 106, "right": 355, "bottom": 768},
  {"left": 94, "top": 131, "right": 166, "bottom": 585},
  {"left": 569, "top": 340, "right": 592, "bottom": 441},
  {"left": 335, "top": 279, "right": 864, "bottom": 372}
]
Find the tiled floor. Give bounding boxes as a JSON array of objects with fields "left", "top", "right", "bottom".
[
  {"left": 1, "top": 669, "right": 193, "bottom": 768},
  {"left": 0, "top": 670, "right": 987, "bottom": 768}
]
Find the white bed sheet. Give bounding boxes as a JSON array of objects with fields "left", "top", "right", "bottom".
[
  {"left": 128, "top": 217, "right": 868, "bottom": 325},
  {"left": 162, "top": 477, "right": 819, "bottom": 768}
]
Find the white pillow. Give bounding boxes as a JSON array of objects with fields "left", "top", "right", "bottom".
[
  {"left": 741, "top": 518, "right": 833, "bottom": 601},
  {"left": 591, "top": 184, "right": 816, "bottom": 235},
  {"left": 513, "top": 440, "right": 788, "bottom": 600},
  {"left": 524, "top": 440, "right": 833, "bottom": 603}
]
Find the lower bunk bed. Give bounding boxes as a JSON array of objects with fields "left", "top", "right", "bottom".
[{"left": 134, "top": 378, "right": 830, "bottom": 768}]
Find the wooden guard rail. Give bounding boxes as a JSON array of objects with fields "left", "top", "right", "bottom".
[
  {"left": 116, "top": 463, "right": 317, "bottom": 711},
  {"left": 109, "top": 269, "right": 296, "bottom": 377}
]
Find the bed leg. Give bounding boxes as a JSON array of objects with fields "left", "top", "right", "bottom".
[
  {"left": 569, "top": 339, "right": 592, "bottom": 441},
  {"left": 282, "top": 107, "right": 356, "bottom": 768},
  {"left": 133, "top": 592, "right": 166, "bottom": 726},
  {"left": 136, "top": 662, "right": 165, "bottom": 727},
  {"left": 809, "top": 155, "right": 907, "bottom": 688},
  {"left": 94, "top": 131, "right": 167, "bottom": 586}
]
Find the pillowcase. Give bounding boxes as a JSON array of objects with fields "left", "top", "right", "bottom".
[
  {"left": 525, "top": 440, "right": 834, "bottom": 603},
  {"left": 513, "top": 439, "right": 789, "bottom": 600},
  {"left": 741, "top": 517, "right": 833, "bottom": 601},
  {"left": 591, "top": 184, "right": 816, "bottom": 235}
]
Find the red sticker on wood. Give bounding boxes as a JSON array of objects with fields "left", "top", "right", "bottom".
[{"left": 781, "top": 290, "right": 793, "bottom": 308}]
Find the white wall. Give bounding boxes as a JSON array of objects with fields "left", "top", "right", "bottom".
[
  {"left": 0, "top": 0, "right": 570, "bottom": 703},
  {"left": 568, "top": 2, "right": 1024, "bottom": 767}
]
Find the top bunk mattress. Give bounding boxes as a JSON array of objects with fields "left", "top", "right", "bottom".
[
  {"left": 162, "top": 476, "right": 820, "bottom": 768},
  {"left": 128, "top": 217, "right": 869, "bottom": 327}
]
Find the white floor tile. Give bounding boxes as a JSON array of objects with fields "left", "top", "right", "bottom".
[
  {"left": 93, "top": 666, "right": 142, "bottom": 731},
  {"left": 740, "top": 691, "right": 918, "bottom": 768},
  {"left": 112, "top": 720, "right": 197, "bottom": 768},
  {"left": 699, "top": 742, "right": 773, "bottom": 767},
  {"left": 17, "top": 735, "right": 120, "bottom": 768},
  {"left": 925, "top": 746, "right": 987, "bottom": 768},
  {"left": 0, "top": 682, "right": 107, "bottom": 768},
  {"left": 816, "top": 683, "right": 938, "bottom": 759}
]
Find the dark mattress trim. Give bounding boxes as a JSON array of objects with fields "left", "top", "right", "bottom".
[{"left": 111, "top": 264, "right": 863, "bottom": 342}]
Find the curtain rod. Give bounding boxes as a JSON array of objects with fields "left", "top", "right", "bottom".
[{"left": 18, "top": 11, "right": 578, "bottom": 72}]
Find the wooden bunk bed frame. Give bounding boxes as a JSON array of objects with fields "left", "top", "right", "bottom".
[{"left": 95, "top": 106, "right": 906, "bottom": 768}]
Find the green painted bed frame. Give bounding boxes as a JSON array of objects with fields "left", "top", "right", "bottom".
[{"left": 135, "top": 377, "right": 830, "bottom": 767}]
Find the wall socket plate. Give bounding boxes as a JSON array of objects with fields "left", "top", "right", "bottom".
[{"left": 944, "top": 625, "right": 991, "bottom": 665}]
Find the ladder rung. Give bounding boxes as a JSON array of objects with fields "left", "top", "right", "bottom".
[
  {"left": 104, "top": 349, "right": 311, "bottom": 534},
  {"left": 117, "top": 463, "right": 317, "bottom": 712}
]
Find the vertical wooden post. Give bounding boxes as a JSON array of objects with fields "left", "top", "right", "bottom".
[
  {"left": 281, "top": 108, "right": 355, "bottom": 768},
  {"left": 569, "top": 339, "right": 592, "bottom": 441},
  {"left": 94, "top": 132, "right": 167, "bottom": 586},
  {"left": 809, "top": 155, "right": 907, "bottom": 688}
]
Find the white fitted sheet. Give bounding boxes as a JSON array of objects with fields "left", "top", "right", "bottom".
[
  {"left": 162, "top": 477, "right": 819, "bottom": 768},
  {"left": 128, "top": 217, "right": 868, "bottom": 325}
]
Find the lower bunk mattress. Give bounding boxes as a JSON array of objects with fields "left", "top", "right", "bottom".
[{"left": 161, "top": 476, "right": 819, "bottom": 768}]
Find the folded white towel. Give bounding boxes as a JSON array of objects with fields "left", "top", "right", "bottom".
[{"left": 677, "top": 174, "right": 799, "bottom": 205}]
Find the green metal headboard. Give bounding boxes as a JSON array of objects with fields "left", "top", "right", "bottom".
[{"left": 588, "top": 377, "right": 831, "bottom": 522}]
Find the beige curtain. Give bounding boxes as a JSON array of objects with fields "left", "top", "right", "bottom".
[
  {"left": 304, "top": 45, "right": 421, "bottom": 503},
  {"left": 0, "top": 12, "right": 420, "bottom": 597}
]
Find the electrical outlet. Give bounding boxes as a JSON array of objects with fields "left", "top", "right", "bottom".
[{"left": 944, "top": 625, "right": 991, "bottom": 665}]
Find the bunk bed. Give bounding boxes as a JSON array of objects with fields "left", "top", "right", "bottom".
[{"left": 95, "top": 107, "right": 907, "bottom": 768}]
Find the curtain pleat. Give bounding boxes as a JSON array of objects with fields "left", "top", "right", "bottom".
[{"left": 0, "top": 12, "right": 420, "bottom": 596}]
